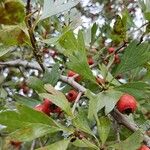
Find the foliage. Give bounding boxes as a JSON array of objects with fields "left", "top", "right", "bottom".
[{"left": 0, "top": 0, "right": 150, "bottom": 150}]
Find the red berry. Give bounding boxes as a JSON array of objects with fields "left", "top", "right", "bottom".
[
  {"left": 138, "top": 145, "right": 150, "bottom": 150},
  {"left": 117, "top": 94, "right": 137, "bottom": 114},
  {"left": 34, "top": 104, "right": 51, "bottom": 116},
  {"left": 10, "top": 140, "right": 22, "bottom": 149},
  {"left": 114, "top": 54, "right": 121, "bottom": 64},
  {"left": 87, "top": 56, "right": 94, "bottom": 65},
  {"left": 66, "top": 90, "right": 78, "bottom": 102},
  {"left": 43, "top": 98, "right": 52, "bottom": 106},
  {"left": 108, "top": 47, "right": 115, "bottom": 54},
  {"left": 67, "top": 70, "right": 81, "bottom": 82},
  {"left": 34, "top": 99, "right": 52, "bottom": 116}
]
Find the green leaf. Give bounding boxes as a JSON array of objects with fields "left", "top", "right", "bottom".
[
  {"left": 59, "top": 30, "right": 96, "bottom": 83},
  {"left": 86, "top": 90, "right": 122, "bottom": 120},
  {"left": 13, "top": 94, "right": 41, "bottom": 108},
  {"left": 0, "top": 0, "right": 25, "bottom": 25},
  {"left": 115, "top": 81, "right": 150, "bottom": 99},
  {"left": 27, "top": 76, "right": 45, "bottom": 93},
  {"left": 40, "top": 0, "right": 79, "bottom": 20},
  {"left": 99, "top": 64, "right": 120, "bottom": 86},
  {"left": 0, "top": 25, "right": 29, "bottom": 46},
  {"left": 59, "top": 29, "right": 78, "bottom": 54},
  {"left": 0, "top": 45, "right": 13, "bottom": 57},
  {"left": 91, "top": 23, "right": 98, "bottom": 45},
  {"left": 40, "top": 84, "right": 72, "bottom": 116},
  {"left": 73, "top": 110, "right": 93, "bottom": 136},
  {"left": 0, "top": 104, "right": 57, "bottom": 132},
  {"left": 111, "top": 15, "right": 126, "bottom": 43},
  {"left": 114, "top": 41, "right": 150, "bottom": 75},
  {"left": 36, "top": 139, "right": 70, "bottom": 150},
  {"left": 111, "top": 130, "right": 143, "bottom": 150},
  {"left": 72, "top": 138, "right": 99, "bottom": 150},
  {"left": 0, "top": 88, "right": 7, "bottom": 99},
  {"left": 122, "top": 9, "right": 135, "bottom": 29},
  {"left": 17, "top": 103, "right": 56, "bottom": 126},
  {"left": 85, "top": 90, "right": 98, "bottom": 120},
  {"left": 97, "top": 116, "right": 111, "bottom": 146},
  {"left": 144, "top": 12, "right": 150, "bottom": 21},
  {"left": 72, "top": 110, "right": 99, "bottom": 146},
  {"left": 9, "top": 123, "right": 60, "bottom": 142},
  {"left": 0, "top": 110, "right": 27, "bottom": 132},
  {"left": 42, "top": 63, "right": 60, "bottom": 86},
  {"left": 139, "top": 120, "right": 150, "bottom": 131}
]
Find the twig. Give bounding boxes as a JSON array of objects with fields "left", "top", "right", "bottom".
[
  {"left": 0, "top": 59, "right": 42, "bottom": 71},
  {"left": 115, "top": 41, "right": 128, "bottom": 53},
  {"left": 30, "top": 140, "right": 36, "bottom": 150},
  {"left": 60, "top": 75, "right": 86, "bottom": 92},
  {"left": 26, "top": 0, "right": 45, "bottom": 72},
  {"left": 38, "top": 138, "right": 43, "bottom": 148},
  {"left": 72, "top": 91, "right": 83, "bottom": 114},
  {"left": 130, "top": 22, "right": 149, "bottom": 34}
]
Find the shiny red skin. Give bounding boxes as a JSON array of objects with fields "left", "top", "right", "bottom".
[
  {"left": 87, "top": 57, "right": 94, "bottom": 65},
  {"left": 117, "top": 94, "right": 137, "bottom": 114},
  {"left": 43, "top": 98, "right": 52, "bottom": 106},
  {"left": 138, "top": 145, "right": 150, "bottom": 150},
  {"left": 34, "top": 99, "right": 52, "bottom": 116},
  {"left": 108, "top": 47, "right": 115, "bottom": 54},
  {"left": 35, "top": 104, "right": 51, "bottom": 116},
  {"left": 114, "top": 54, "right": 121, "bottom": 64},
  {"left": 66, "top": 90, "right": 78, "bottom": 102},
  {"left": 35, "top": 99, "right": 62, "bottom": 115},
  {"left": 10, "top": 141, "right": 22, "bottom": 149},
  {"left": 67, "top": 70, "right": 81, "bottom": 82}
]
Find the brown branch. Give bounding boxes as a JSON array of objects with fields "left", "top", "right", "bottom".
[
  {"left": 26, "top": 0, "right": 45, "bottom": 72},
  {"left": 111, "top": 109, "right": 150, "bottom": 147},
  {"left": 0, "top": 59, "right": 42, "bottom": 71}
]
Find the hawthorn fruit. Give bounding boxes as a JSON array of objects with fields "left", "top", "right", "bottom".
[
  {"left": 116, "top": 94, "right": 137, "bottom": 114},
  {"left": 108, "top": 47, "right": 115, "bottom": 54},
  {"left": 87, "top": 56, "right": 94, "bottom": 65},
  {"left": 66, "top": 90, "right": 78, "bottom": 102},
  {"left": 67, "top": 70, "right": 81, "bottom": 82},
  {"left": 138, "top": 145, "right": 150, "bottom": 150},
  {"left": 34, "top": 98, "right": 52, "bottom": 116}
]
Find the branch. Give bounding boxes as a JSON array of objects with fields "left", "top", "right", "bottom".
[
  {"left": 0, "top": 59, "right": 42, "bottom": 71},
  {"left": 111, "top": 109, "right": 150, "bottom": 147},
  {"left": 72, "top": 91, "right": 83, "bottom": 114},
  {"left": 60, "top": 75, "right": 86, "bottom": 92},
  {"left": 26, "top": 0, "right": 45, "bottom": 72}
]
